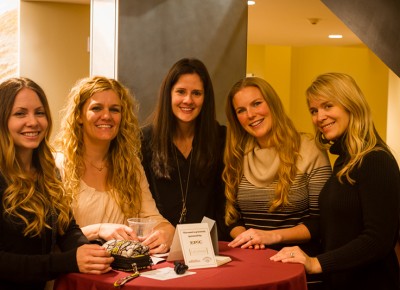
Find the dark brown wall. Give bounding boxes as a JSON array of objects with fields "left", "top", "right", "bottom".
[
  {"left": 117, "top": 0, "right": 248, "bottom": 124},
  {"left": 322, "top": 0, "right": 400, "bottom": 77}
]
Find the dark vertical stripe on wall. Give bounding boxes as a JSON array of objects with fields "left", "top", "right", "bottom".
[
  {"left": 321, "top": 0, "right": 400, "bottom": 77},
  {"left": 117, "top": 0, "right": 248, "bottom": 124}
]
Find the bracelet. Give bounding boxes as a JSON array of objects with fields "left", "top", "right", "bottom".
[{"left": 98, "top": 223, "right": 102, "bottom": 239}]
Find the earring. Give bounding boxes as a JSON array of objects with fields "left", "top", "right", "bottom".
[
  {"left": 174, "top": 261, "right": 188, "bottom": 275},
  {"left": 319, "top": 133, "right": 331, "bottom": 144}
]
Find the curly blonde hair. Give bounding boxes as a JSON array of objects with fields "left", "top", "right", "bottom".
[
  {"left": 0, "top": 77, "right": 72, "bottom": 237},
  {"left": 306, "top": 72, "right": 389, "bottom": 184},
  {"left": 223, "top": 77, "right": 300, "bottom": 226},
  {"left": 56, "top": 76, "right": 143, "bottom": 217}
]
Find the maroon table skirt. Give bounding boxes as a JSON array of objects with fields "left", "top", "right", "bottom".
[{"left": 54, "top": 242, "right": 307, "bottom": 290}]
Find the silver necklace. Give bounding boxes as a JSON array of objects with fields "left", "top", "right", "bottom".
[{"left": 174, "top": 146, "right": 193, "bottom": 224}]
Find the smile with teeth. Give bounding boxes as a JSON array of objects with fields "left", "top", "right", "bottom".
[
  {"left": 22, "top": 132, "right": 39, "bottom": 137},
  {"left": 249, "top": 119, "right": 263, "bottom": 127},
  {"left": 321, "top": 122, "right": 335, "bottom": 130},
  {"left": 180, "top": 107, "right": 193, "bottom": 112},
  {"left": 97, "top": 124, "right": 112, "bottom": 128}
]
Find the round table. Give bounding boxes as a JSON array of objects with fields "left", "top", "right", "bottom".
[{"left": 54, "top": 242, "right": 307, "bottom": 290}]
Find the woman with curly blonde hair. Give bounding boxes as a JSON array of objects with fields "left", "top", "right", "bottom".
[
  {"left": 0, "top": 77, "right": 112, "bottom": 290},
  {"left": 55, "top": 76, "right": 174, "bottom": 254},
  {"left": 224, "top": 77, "right": 331, "bottom": 257}
]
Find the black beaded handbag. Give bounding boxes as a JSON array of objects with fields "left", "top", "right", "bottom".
[{"left": 102, "top": 240, "right": 153, "bottom": 272}]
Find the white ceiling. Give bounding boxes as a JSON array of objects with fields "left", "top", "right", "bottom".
[
  {"left": 248, "top": 0, "right": 362, "bottom": 46},
  {"left": 24, "top": 0, "right": 364, "bottom": 47}
]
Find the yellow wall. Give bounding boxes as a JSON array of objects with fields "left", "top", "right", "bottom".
[
  {"left": 247, "top": 44, "right": 389, "bottom": 137},
  {"left": 247, "top": 45, "right": 292, "bottom": 111},
  {"left": 20, "top": 1, "right": 90, "bottom": 138},
  {"left": 387, "top": 71, "right": 400, "bottom": 163},
  {"left": 247, "top": 44, "right": 400, "bottom": 165}
]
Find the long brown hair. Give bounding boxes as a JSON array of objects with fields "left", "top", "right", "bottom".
[
  {"left": 147, "top": 58, "right": 221, "bottom": 184},
  {"left": 0, "top": 77, "right": 72, "bottom": 237}
]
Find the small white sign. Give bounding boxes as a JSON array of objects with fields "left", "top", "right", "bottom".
[{"left": 167, "top": 222, "right": 217, "bottom": 269}]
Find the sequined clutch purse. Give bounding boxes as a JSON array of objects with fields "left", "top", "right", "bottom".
[{"left": 102, "top": 239, "right": 153, "bottom": 271}]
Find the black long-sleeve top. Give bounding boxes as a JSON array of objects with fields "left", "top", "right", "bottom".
[
  {"left": 305, "top": 141, "right": 400, "bottom": 290},
  {"left": 0, "top": 175, "right": 89, "bottom": 290},
  {"left": 141, "top": 124, "right": 230, "bottom": 240}
]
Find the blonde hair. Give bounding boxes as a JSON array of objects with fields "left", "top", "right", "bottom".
[
  {"left": 56, "top": 76, "right": 143, "bottom": 217},
  {"left": 0, "top": 77, "right": 72, "bottom": 237},
  {"left": 306, "top": 72, "right": 389, "bottom": 184},
  {"left": 223, "top": 77, "right": 300, "bottom": 225}
]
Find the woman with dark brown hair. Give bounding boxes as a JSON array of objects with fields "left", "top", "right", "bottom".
[{"left": 141, "top": 58, "right": 229, "bottom": 240}]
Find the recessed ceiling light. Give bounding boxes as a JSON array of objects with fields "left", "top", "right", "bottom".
[
  {"left": 248, "top": 1, "right": 256, "bottom": 5},
  {"left": 329, "top": 34, "right": 343, "bottom": 39}
]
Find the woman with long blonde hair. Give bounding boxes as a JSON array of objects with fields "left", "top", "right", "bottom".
[
  {"left": 56, "top": 76, "right": 174, "bottom": 254},
  {"left": 224, "top": 77, "right": 331, "bottom": 256},
  {"left": 0, "top": 77, "right": 112, "bottom": 290},
  {"left": 271, "top": 73, "right": 400, "bottom": 290}
]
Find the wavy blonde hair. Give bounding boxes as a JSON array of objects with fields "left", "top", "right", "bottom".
[
  {"left": 223, "top": 77, "right": 301, "bottom": 225},
  {"left": 0, "top": 77, "right": 72, "bottom": 237},
  {"left": 56, "top": 76, "right": 143, "bottom": 217},
  {"left": 306, "top": 72, "right": 389, "bottom": 184}
]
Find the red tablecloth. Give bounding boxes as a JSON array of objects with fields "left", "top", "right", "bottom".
[{"left": 54, "top": 242, "right": 307, "bottom": 290}]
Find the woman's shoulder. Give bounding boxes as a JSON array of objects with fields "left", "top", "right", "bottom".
[
  {"left": 299, "top": 133, "right": 325, "bottom": 155},
  {"left": 140, "top": 125, "right": 153, "bottom": 143},
  {"left": 362, "top": 148, "right": 399, "bottom": 170},
  {"left": 216, "top": 122, "right": 227, "bottom": 130},
  {"left": 354, "top": 148, "right": 400, "bottom": 187},
  {"left": 215, "top": 122, "right": 227, "bottom": 137},
  {"left": 299, "top": 133, "right": 331, "bottom": 169},
  {"left": 140, "top": 125, "right": 155, "bottom": 158},
  {"left": 141, "top": 124, "right": 152, "bottom": 133},
  {"left": 214, "top": 123, "right": 227, "bottom": 149}
]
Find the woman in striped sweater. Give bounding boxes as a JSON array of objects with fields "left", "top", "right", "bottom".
[{"left": 224, "top": 77, "right": 331, "bottom": 256}]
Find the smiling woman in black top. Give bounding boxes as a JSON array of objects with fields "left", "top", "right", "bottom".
[
  {"left": 0, "top": 77, "right": 112, "bottom": 290},
  {"left": 141, "top": 58, "right": 229, "bottom": 240},
  {"left": 271, "top": 72, "right": 400, "bottom": 290}
]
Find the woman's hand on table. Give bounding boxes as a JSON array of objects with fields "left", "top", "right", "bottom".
[
  {"left": 140, "top": 222, "right": 175, "bottom": 254},
  {"left": 98, "top": 223, "right": 136, "bottom": 241},
  {"left": 76, "top": 244, "right": 114, "bottom": 274},
  {"left": 269, "top": 245, "right": 322, "bottom": 274},
  {"left": 228, "top": 228, "right": 269, "bottom": 249}
]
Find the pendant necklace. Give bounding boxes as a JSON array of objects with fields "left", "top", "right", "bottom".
[
  {"left": 174, "top": 145, "right": 193, "bottom": 224},
  {"left": 86, "top": 158, "right": 107, "bottom": 172}
]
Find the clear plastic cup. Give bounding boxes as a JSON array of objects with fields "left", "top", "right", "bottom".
[{"left": 127, "top": 217, "right": 156, "bottom": 238}]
